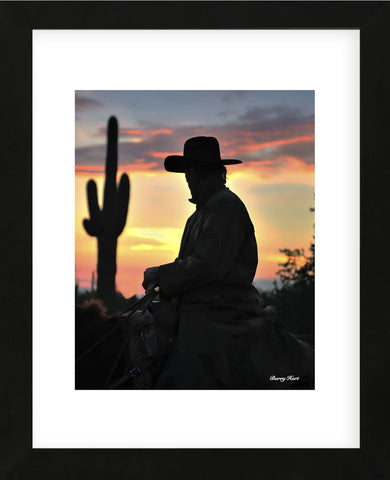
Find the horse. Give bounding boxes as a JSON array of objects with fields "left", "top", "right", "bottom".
[
  {"left": 75, "top": 295, "right": 314, "bottom": 390},
  {"left": 75, "top": 299, "right": 125, "bottom": 389},
  {"left": 75, "top": 293, "right": 171, "bottom": 389}
]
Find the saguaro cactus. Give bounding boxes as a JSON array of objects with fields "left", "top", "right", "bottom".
[{"left": 83, "top": 116, "right": 130, "bottom": 306}]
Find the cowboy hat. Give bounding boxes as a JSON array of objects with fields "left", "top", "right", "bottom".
[{"left": 164, "top": 136, "right": 242, "bottom": 173}]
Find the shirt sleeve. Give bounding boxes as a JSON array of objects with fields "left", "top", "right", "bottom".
[{"left": 157, "top": 200, "right": 247, "bottom": 297}]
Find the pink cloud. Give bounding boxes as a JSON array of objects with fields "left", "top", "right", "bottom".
[
  {"left": 75, "top": 165, "right": 105, "bottom": 174},
  {"left": 151, "top": 128, "right": 172, "bottom": 135},
  {"left": 118, "top": 128, "right": 173, "bottom": 137},
  {"left": 147, "top": 151, "right": 181, "bottom": 159},
  {"left": 120, "top": 129, "right": 145, "bottom": 135},
  {"left": 226, "top": 135, "right": 314, "bottom": 156},
  {"left": 119, "top": 162, "right": 160, "bottom": 172}
]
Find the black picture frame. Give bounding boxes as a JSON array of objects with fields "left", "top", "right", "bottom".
[{"left": 2, "top": 1, "right": 389, "bottom": 478}]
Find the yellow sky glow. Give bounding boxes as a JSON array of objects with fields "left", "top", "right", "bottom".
[{"left": 75, "top": 161, "right": 314, "bottom": 296}]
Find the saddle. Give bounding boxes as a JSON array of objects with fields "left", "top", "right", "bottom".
[
  {"left": 119, "top": 295, "right": 178, "bottom": 389},
  {"left": 120, "top": 298, "right": 314, "bottom": 390}
]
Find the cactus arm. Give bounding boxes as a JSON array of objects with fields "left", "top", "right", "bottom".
[
  {"left": 114, "top": 173, "right": 130, "bottom": 236},
  {"left": 83, "top": 218, "right": 102, "bottom": 237},
  {"left": 83, "top": 179, "right": 104, "bottom": 236},
  {"left": 86, "top": 179, "right": 100, "bottom": 219}
]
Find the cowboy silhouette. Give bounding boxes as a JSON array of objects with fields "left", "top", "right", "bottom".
[{"left": 142, "top": 136, "right": 313, "bottom": 389}]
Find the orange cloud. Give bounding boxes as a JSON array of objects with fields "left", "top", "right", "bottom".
[
  {"left": 284, "top": 156, "right": 314, "bottom": 171},
  {"left": 151, "top": 129, "right": 172, "bottom": 135},
  {"left": 243, "top": 156, "right": 314, "bottom": 172},
  {"left": 120, "top": 128, "right": 173, "bottom": 136},
  {"left": 76, "top": 163, "right": 161, "bottom": 178},
  {"left": 228, "top": 156, "right": 314, "bottom": 186},
  {"left": 227, "top": 135, "right": 314, "bottom": 155},
  {"left": 75, "top": 165, "right": 105, "bottom": 174},
  {"left": 119, "top": 162, "right": 160, "bottom": 172},
  {"left": 120, "top": 129, "right": 145, "bottom": 135},
  {"left": 148, "top": 151, "right": 180, "bottom": 159}
]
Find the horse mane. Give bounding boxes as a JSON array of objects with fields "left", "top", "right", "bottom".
[{"left": 76, "top": 298, "right": 108, "bottom": 321}]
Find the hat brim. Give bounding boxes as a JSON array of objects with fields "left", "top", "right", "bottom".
[{"left": 164, "top": 155, "right": 242, "bottom": 173}]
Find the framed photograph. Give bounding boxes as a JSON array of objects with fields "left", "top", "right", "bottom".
[
  {"left": 74, "top": 88, "right": 316, "bottom": 393},
  {"left": 3, "top": 1, "right": 389, "bottom": 478}
]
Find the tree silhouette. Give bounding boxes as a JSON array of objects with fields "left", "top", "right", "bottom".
[
  {"left": 276, "top": 242, "right": 314, "bottom": 288},
  {"left": 260, "top": 208, "right": 315, "bottom": 335}
]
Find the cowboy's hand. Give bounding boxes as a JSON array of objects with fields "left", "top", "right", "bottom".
[{"left": 142, "top": 266, "right": 160, "bottom": 293}]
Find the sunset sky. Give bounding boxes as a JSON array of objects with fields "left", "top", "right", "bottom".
[{"left": 75, "top": 90, "right": 314, "bottom": 296}]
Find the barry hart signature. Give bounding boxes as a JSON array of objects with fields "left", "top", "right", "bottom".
[{"left": 270, "top": 375, "right": 300, "bottom": 382}]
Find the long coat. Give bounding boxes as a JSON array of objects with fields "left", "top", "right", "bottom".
[{"left": 154, "top": 182, "right": 313, "bottom": 389}]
